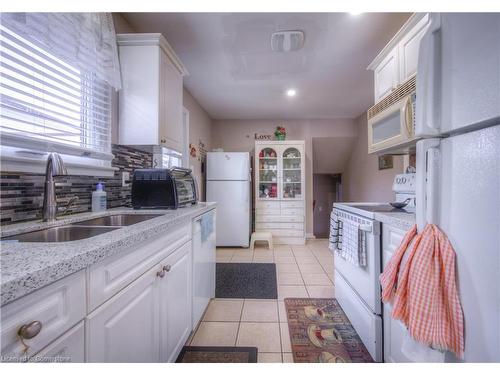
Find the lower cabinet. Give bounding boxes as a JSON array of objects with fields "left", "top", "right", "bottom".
[
  {"left": 0, "top": 270, "right": 86, "bottom": 362},
  {"left": 159, "top": 241, "right": 192, "bottom": 362},
  {"left": 30, "top": 322, "right": 85, "bottom": 363},
  {"left": 86, "top": 241, "right": 192, "bottom": 363},
  {"left": 86, "top": 263, "right": 161, "bottom": 362},
  {"left": 1, "top": 219, "right": 199, "bottom": 363}
]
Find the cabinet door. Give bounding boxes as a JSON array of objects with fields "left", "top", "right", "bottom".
[
  {"left": 86, "top": 266, "right": 160, "bottom": 363},
  {"left": 398, "top": 14, "right": 429, "bottom": 82},
  {"left": 280, "top": 146, "right": 303, "bottom": 200},
  {"left": 159, "top": 50, "right": 184, "bottom": 152},
  {"left": 30, "top": 322, "right": 85, "bottom": 363},
  {"left": 374, "top": 48, "right": 399, "bottom": 102},
  {"left": 255, "top": 145, "right": 279, "bottom": 200},
  {"left": 159, "top": 241, "right": 192, "bottom": 362},
  {"left": 1, "top": 270, "right": 85, "bottom": 361}
]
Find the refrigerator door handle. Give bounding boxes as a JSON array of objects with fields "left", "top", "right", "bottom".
[
  {"left": 416, "top": 139, "right": 441, "bottom": 232},
  {"left": 416, "top": 13, "right": 442, "bottom": 137}
]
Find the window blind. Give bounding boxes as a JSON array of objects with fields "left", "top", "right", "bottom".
[{"left": 0, "top": 24, "right": 113, "bottom": 160}]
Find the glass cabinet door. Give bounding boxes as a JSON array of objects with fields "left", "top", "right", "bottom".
[
  {"left": 257, "top": 147, "right": 278, "bottom": 199},
  {"left": 281, "top": 147, "right": 302, "bottom": 199}
]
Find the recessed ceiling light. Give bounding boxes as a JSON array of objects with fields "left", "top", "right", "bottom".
[
  {"left": 349, "top": 12, "right": 362, "bottom": 16},
  {"left": 286, "top": 89, "right": 297, "bottom": 97}
]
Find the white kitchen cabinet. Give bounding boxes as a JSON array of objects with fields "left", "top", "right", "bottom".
[
  {"left": 117, "top": 33, "right": 189, "bottom": 151},
  {"left": 159, "top": 49, "right": 184, "bottom": 150},
  {"left": 368, "top": 13, "right": 429, "bottom": 103},
  {"left": 159, "top": 242, "right": 192, "bottom": 362},
  {"left": 0, "top": 270, "right": 86, "bottom": 361},
  {"left": 373, "top": 48, "right": 399, "bottom": 102},
  {"left": 86, "top": 264, "right": 161, "bottom": 363},
  {"left": 30, "top": 322, "right": 85, "bottom": 363},
  {"left": 382, "top": 223, "right": 444, "bottom": 363},
  {"left": 86, "top": 239, "right": 193, "bottom": 363},
  {"left": 255, "top": 140, "right": 305, "bottom": 245},
  {"left": 88, "top": 222, "right": 191, "bottom": 311}
]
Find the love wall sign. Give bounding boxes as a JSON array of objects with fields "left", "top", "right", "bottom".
[{"left": 253, "top": 133, "right": 272, "bottom": 140}]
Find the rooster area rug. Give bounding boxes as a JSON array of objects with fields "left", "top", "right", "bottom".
[{"left": 284, "top": 298, "right": 374, "bottom": 363}]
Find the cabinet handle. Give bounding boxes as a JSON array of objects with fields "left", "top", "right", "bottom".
[
  {"left": 18, "top": 321, "right": 42, "bottom": 353},
  {"left": 157, "top": 270, "right": 166, "bottom": 278},
  {"left": 163, "top": 265, "right": 171, "bottom": 272}
]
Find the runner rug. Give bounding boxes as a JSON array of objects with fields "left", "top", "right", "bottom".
[
  {"left": 216, "top": 263, "right": 277, "bottom": 299},
  {"left": 284, "top": 298, "right": 374, "bottom": 363},
  {"left": 176, "top": 346, "right": 258, "bottom": 363}
]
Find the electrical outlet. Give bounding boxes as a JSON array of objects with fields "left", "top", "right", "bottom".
[{"left": 122, "top": 171, "right": 130, "bottom": 187}]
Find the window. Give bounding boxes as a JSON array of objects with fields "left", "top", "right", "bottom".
[
  {"left": 161, "top": 148, "right": 183, "bottom": 169},
  {"left": 0, "top": 18, "right": 116, "bottom": 176}
]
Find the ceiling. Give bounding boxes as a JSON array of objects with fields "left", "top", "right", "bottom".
[{"left": 121, "top": 12, "right": 411, "bottom": 120}]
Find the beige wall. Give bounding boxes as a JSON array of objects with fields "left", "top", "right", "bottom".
[
  {"left": 342, "top": 113, "right": 404, "bottom": 202},
  {"left": 183, "top": 88, "right": 213, "bottom": 200},
  {"left": 211, "top": 119, "right": 358, "bottom": 236}
]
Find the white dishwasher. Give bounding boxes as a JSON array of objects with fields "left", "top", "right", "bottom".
[{"left": 192, "top": 209, "right": 216, "bottom": 329}]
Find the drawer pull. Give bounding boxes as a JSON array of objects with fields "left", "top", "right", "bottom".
[
  {"left": 18, "top": 321, "right": 42, "bottom": 353},
  {"left": 163, "top": 265, "right": 171, "bottom": 272},
  {"left": 157, "top": 270, "right": 166, "bottom": 278}
]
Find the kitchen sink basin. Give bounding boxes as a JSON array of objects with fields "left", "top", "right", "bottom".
[
  {"left": 73, "top": 214, "right": 163, "bottom": 227},
  {"left": 2, "top": 226, "right": 120, "bottom": 243}
]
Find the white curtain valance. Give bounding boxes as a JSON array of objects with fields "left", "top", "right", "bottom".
[{"left": 0, "top": 12, "right": 122, "bottom": 90}]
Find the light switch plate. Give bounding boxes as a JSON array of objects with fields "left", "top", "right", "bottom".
[{"left": 122, "top": 171, "right": 130, "bottom": 187}]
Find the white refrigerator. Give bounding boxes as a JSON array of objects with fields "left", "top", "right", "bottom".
[
  {"left": 206, "top": 152, "right": 251, "bottom": 247},
  {"left": 414, "top": 13, "right": 500, "bottom": 362}
]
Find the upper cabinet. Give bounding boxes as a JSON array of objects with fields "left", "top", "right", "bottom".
[
  {"left": 117, "top": 34, "right": 189, "bottom": 152},
  {"left": 368, "top": 14, "right": 429, "bottom": 103},
  {"left": 373, "top": 49, "right": 399, "bottom": 103}
]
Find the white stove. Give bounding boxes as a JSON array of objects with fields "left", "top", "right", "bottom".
[
  {"left": 330, "top": 173, "right": 416, "bottom": 362},
  {"left": 334, "top": 173, "right": 416, "bottom": 218}
]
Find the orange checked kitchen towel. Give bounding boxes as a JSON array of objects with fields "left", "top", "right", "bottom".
[{"left": 380, "top": 224, "right": 464, "bottom": 358}]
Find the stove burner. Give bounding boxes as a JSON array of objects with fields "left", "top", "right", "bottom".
[{"left": 349, "top": 205, "right": 411, "bottom": 213}]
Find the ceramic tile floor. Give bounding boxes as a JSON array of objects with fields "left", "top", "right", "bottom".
[{"left": 187, "top": 239, "right": 335, "bottom": 363}]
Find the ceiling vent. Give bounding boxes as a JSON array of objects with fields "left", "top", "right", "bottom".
[{"left": 271, "top": 30, "right": 305, "bottom": 52}]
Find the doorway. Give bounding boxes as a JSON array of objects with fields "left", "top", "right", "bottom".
[{"left": 313, "top": 174, "right": 341, "bottom": 238}]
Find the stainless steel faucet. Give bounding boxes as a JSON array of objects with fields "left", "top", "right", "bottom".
[{"left": 42, "top": 153, "right": 68, "bottom": 222}]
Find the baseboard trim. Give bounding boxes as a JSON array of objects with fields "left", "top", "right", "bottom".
[{"left": 306, "top": 233, "right": 316, "bottom": 239}]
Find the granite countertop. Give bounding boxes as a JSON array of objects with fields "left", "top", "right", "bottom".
[
  {"left": 374, "top": 211, "right": 415, "bottom": 232},
  {"left": 0, "top": 202, "right": 216, "bottom": 306}
]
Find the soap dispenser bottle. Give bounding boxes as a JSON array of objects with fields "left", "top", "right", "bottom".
[{"left": 92, "top": 182, "right": 107, "bottom": 212}]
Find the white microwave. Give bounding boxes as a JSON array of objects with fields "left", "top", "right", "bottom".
[{"left": 367, "top": 77, "right": 417, "bottom": 154}]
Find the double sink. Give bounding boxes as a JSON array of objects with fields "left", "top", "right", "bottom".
[{"left": 2, "top": 214, "right": 163, "bottom": 243}]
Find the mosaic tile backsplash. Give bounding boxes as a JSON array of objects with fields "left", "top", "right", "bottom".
[{"left": 0, "top": 145, "right": 152, "bottom": 225}]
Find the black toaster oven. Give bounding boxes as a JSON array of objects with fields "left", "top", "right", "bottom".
[{"left": 131, "top": 167, "right": 198, "bottom": 209}]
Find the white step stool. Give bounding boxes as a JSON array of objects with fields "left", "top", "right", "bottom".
[{"left": 250, "top": 231, "right": 273, "bottom": 251}]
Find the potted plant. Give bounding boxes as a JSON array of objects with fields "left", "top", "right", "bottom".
[{"left": 275, "top": 126, "right": 286, "bottom": 141}]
